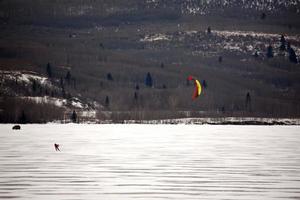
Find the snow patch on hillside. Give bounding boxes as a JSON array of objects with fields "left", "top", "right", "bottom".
[
  {"left": 213, "top": 30, "right": 300, "bottom": 55},
  {"left": 20, "top": 96, "right": 93, "bottom": 110},
  {"left": 0, "top": 70, "right": 52, "bottom": 87},
  {"left": 21, "top": 96, "right": 67, "bottom": 107},
  {"left": 213, "top": 30, "right": 300, "bottom": 41},
  {"left": 20, "top": 96, "right": 98, "bottom": 120},
  {"left": 81, "top": 110, "right": 97, "bottom": 118},
  {"left": 1, "top": 70, "right": 99, "bottom": 120},
  {"left": 140, "top": 30, "right": 300, "bottom": 57},
  {"left": 146, "top": 0, "right": 300, "bottom": 15},
  {"left": 67, "top": 5, "right": 93, "bottom": 16},
  {"left": 140, "top": 34, "right": 170, "bottom": 42}
]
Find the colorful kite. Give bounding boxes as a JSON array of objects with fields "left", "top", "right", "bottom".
[{"left": 187, "top": 75, "right": 202, "bottom": 100}]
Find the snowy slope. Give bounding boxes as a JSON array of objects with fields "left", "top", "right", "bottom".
[
  {"left": 140, "top": 30, "right": 300, "bottom": 57},
  {"left": 0, "top": 70, "right": 99, "bottom": 120},
  {"left": 146, "top": 0, "right": 300, "bottom": 14},
  {"left": 1, "top": 124, "right": 300, "bottom": 199}
]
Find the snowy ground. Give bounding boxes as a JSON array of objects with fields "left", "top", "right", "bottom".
[{"left": 0, "top": 124, "right": 300, "bottom": 200}]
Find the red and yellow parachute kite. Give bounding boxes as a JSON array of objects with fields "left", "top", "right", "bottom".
[{"left": 187, "top": 75, "right": 202, "bottom": 100}]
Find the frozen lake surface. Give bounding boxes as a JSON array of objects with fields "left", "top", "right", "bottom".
[{"left": 0, "top": 124, "right": 300, "bottom": 200}]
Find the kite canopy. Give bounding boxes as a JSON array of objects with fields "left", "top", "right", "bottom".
[
  {"left": 187, "top": 75, "right": 202, "bottom": 100},
  {"left": 187, "top": 75, "right": 194, "bottom": 81}
]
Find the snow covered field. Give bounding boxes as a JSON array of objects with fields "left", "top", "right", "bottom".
[{"left": 0, "top": 124, "right": 300, "bottom": 200}]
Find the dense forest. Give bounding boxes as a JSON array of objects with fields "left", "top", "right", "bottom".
[{"left": 0, "top": 0, "right": 300, "bottom": 123}]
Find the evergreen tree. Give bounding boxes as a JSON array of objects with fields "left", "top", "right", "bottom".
[
  {"left": 245, "top": 92, "right": 252, "bottom": 112},
  {"left": 289, "top": 47, "right": 298, "bottom": 63},
  {"left": 107, "top": 73, "right": 113, "bottom": 81},
  {"left": 32, "top": 80, "right": 37, "bottom": 94},
  {"left": 145, "top": 72, "right": 153, "bottom": 87},
  {"left": 65, "top": 71, "right": 71, "bottom": 84},
  {"left": 207, "top": 26, "right": 211, "bottom": 34},
  {"left": 46, "top": 62, "right": 52, "bottom": 78},
  {"left": 71, "top": 110, "right": 77, "bottom": 123},
  {"left": 266, "top": 45, "right": 274, "bottom": 58},
  {"left": 105, "top": 96, "right": 110, "bottom": 107},
  {"left": 279, "top": 35, "right": 286, "bottom": 51}
]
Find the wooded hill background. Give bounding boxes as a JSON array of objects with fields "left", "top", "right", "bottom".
[{"left": 0, "top": 0, "right": 300, "bottom": 122}]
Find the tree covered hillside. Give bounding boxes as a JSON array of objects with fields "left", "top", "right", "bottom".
[{"left": 0, "top": 0, "right": 300, "bottom": 122}]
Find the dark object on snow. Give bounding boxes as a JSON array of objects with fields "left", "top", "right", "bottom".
[
  {"left": 12, "top": 125, "right": 21, "bottom": 130},
  {"left": 54, "top": 143, "right": 60, "bottom": 151}
]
